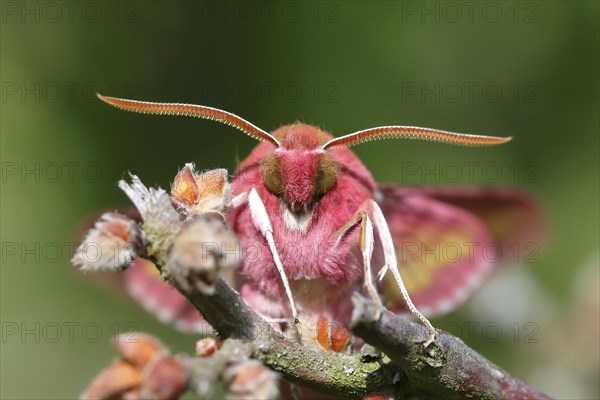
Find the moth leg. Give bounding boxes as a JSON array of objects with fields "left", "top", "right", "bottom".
[
  {"left": 359, "top": 211, "right": 386, "bottom": 315},
  {"left": 247, "top": 188, "right": 299, "bottom": 322},
  {"left": 231, "top": 192, "right": 248, "bottom": 208},
  {"left": 333, "top": 203, "right": 385, "bottom": 315},
  {"left": 370, "top": 200, "right": 436, "bottom": 347}
]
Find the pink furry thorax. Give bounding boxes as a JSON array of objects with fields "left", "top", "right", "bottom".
[{"left": 229, "top": 123, "right": 377, "bottom": 323}]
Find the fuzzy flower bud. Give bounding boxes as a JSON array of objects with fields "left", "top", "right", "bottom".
[
  {"left": 118, "top": 174, "right": 181, "bottom": 261},
  {"left": 72, "top": 212, "right": 142, "bottom": 272},
  {"left": 82, "top": 333, "right": 188, "bottom": 400},
  {"left": 140, "top": 354, "right": 189, "bottom": 400},
  {"left": 223, "top": 360, "right": 279, "bottom": 400},
  {"left": 194, "top": 337, "right": 222, "bottom": 357},
  {"left": 168, "top": 216, "right": 240, "bottom": 295},
  {"left": 80, "top": 360, "right": 142, "bottom": 400},
  {"left": 171, "top": 163, "right": 231, "bottom": 218},
  {"left": 114, "top": 333, "right": 166, "bottom": 370}
]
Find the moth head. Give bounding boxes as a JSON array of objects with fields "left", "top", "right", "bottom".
[
  {"left": 257, "top": 124, "right": 340, "bottom": 213},
  {"left": 261, "top": 149, "right": 339, "bottom": 213}
]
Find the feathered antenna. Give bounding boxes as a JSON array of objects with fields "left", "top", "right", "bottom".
[
  {"left": 97, "top": 94, "right": 280, "bottom": 147},
  {"left": 321, "top": 126, "right": 512, "bottom": 150}
]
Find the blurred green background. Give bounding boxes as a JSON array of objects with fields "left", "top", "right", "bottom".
[{"left": 1, "top": 1, "right": 598, "bottom": 399}]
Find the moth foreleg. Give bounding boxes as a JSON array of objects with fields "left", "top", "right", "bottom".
[
  {"left": 231, "top": 192, "right": 248, "bottom": 208},
  {"left": 370, "top": 200, "right": 436, "bottom": 347},
  {"left": 247, "top": 188, "right": 298, "bottom": 322},
  {"left": 333, "top": 202, "right": 385, "bottom": 315},
  {"left": 359, "top": 211, "right": 386, "bottom": 314}
]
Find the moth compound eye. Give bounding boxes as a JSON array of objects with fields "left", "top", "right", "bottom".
[
  {"left": 260, "top": 155, "right": 285, "bottom": 196},
  {"left": 314, "top": 155, "right": 339, "bottom": 196}
]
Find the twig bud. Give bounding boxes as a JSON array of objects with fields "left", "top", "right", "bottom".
[
  {"left": 119, "top": 174, "right": 181, "bottom": 261},
  {"left": 140, "top": 354, "right": 189, "bottom": 400},
  {"left": 82, "top": 333, "right": 189, "bottom": 400},
  {"left": 194, "top": 338, "right": 222, "bottom": 357},
  {"left": 80, "top": 360, "right": 142, "bottom": 400},
  {"left": 72, "top": 212, "right": 142, "bottom": 272},
  {"left": 114, "top": 333, "right": 166, "bottom": 370},
  {"left": 171, "top": 163, "right": 231, "bottom": 218},
  {"left": 223, "top": 360, "right": 279, "bottom": 400},
  {"left": 168, "top": 216, "right": 240, "bottom": 295}
]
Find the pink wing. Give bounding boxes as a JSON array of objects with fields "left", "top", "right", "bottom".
[
  {"left": 391, "top": 186, "right": 546, "bottom": 252},
  {"left": 379, "top": 185, "right": 543, "bottom": 316},
  {"left": 378, "top": 185, "right": 544, "bottom": 317},
  {"left": 124, "top": 258, "right": 213, "bottom": 334},
  {"left": 377, "top": 188, "right": 492, "bottom": 317}
]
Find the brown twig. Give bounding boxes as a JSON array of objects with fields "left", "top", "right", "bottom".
[
  {"left": 169, "top": 278, "right": 396, "bottom": 399},
  {"left": 351, "top": 295, "right": 551, "bottom": 400},
  {"left": 168, "top": 269, "right": 551, "bottom": 398}
]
